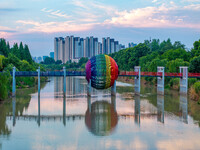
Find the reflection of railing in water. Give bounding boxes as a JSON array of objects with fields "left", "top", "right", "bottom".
[{"left": 10, "top": 94, "right": 188, "bottom": 127}]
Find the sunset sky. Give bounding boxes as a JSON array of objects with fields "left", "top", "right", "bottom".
[{"left": 0, "top": 0, "right": 200, "bottom": 56}]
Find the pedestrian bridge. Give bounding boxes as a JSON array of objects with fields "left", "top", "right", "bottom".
[{"left": 3, "top": 66, "right": 200, "bottom": 97}]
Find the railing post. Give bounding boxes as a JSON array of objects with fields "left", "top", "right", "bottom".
[
  {"left": 12, "top": 67, "right": 16, "bottom": 97},
  {"left": 134, "top": 66, "right": 141, "bottom": 95},
  {"left": 157, "top": 67, "right": 165, "bottom": 95},
  {"left": 37, "top": 67, "right": 40, "bottom": 96},
  {"left": 63, "top": 67, "right": 66, "bottom": 96},
  {"left": 180, "top": 67, "right": 188, "bottom": 95},
  {"left": 87, "top": 79, "right": 91, "bottom": 97},
  {"left": 157, "top": 95, "right": 164, "bottom": 123},
  {"left": 111, "top": 80, "right": 116, "bottom": 96}
]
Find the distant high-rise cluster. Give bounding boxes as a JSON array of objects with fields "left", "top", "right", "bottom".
[
  {"left": 128, "top": 42, "right": 137, "bottom": 48},
  {"left": 54, "top": 36, "right": 125, "bottom": 63}
]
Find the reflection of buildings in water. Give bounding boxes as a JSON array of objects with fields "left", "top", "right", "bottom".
[
  {"left": 54, "top": 77, "right": 63, "bottom": 98},
  {"left": 157, "top": 95, "right": 164, "bottom": 123},
  {"left": 134, "top": 95, "right": 140, "bottom": 125},
  {"left": 179, "top": 95, "right": 188, "bottom": 124},
  {"left": 54, "top": 77, "right": 87, "bottom": 98},
  {"left": 85, "top": 97, "right": 118, "bottom": 136}
]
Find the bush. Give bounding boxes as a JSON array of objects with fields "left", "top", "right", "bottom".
[
  {"left": 188, "top": 78, "right": 198, "bottom": 88},
  {"left": 169, "top": 78, "right": 180, "bottom": 89},
  {"left": 0, "top": 72, "right": 11, "bottom": 100},
  {"left": 193, "top": 82, "right": 200, "bottom": 94}
]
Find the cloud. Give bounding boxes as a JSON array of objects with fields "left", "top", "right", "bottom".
[
  {"left": 152, "top": 0, "right": 158, "bottom": 3},
  {"left": 41, "top": 8, "right": 71, "bottom": 19},
  {"left": 104, "top": 3, "right": 200, "bottom": 29},
  {"left": 16, "top": 20, "right": 97, "bottom": 33}
]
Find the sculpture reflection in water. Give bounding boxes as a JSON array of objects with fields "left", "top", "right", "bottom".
[
  {"left": 157, "top": 95, "right": 164, "bottom": 123},
  {"left": 134, "top": 95, "right": 140, "bottom": 125},
  {"left": 179, "top": 94, "right": 188, "bottom": 124},
  {"left": 85, "top": 96, "right": 118, "bottom": 136}
]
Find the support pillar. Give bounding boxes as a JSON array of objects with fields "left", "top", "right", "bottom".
[
  {"left": 134, "top": 66, "right": 141, "bottom": 95},
  {"left": 37, "top": 67, "right": 40, "bottom": 96},
  {"left": 12, "top": 67, "right": 16, "bottom": 97},
  {"left": 63, "top": 67, "right": 66, "bottom": 97},
  {"left": 87, "top": 79, "right": 91, "bottom": 97},
  {"left": 157, "top": 67, "right": 165, "bottom": 95},
  {"left": 180, "top": 67, "right": 188, "bottom": 95},
  {"left": 157, "top": 95, "right": 164, "bottom": 123},
  {"left": 111, "top": 80, "right": 116, "bottom": 96}
]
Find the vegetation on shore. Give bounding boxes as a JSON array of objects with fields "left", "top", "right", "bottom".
[
  {"left": 0, "top": 38, "right": 46, "bottom": 100},
  {"left": 109, "top": 38, "right": 200, "bottom": 101}
]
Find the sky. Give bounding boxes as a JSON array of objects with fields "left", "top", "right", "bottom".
[{"left": 0, "top": 0, "right": 200, "bottom": 57}]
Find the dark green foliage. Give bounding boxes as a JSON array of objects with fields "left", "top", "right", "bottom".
[
  {"left": 110, "top": 43, "right": 150, "bottom": 70},
  {"left": 191, "top": 40, "right": 200, "bottom": 57},
  {"left": 55, "top": 60, "right": 62, "bottom": 64},
  {"left": 0, "top": 72, "right": 11, "bottom": 100},
  {"left": 43, "top": 56, "right": 55, "bottom": 64},
  {"left": 189, "top": 56, "right": 200, "bottom": 73},
  {"left": 161, "top": 49, "right": 191, "bottom": 61},
  {"left": 167, "top": 59, "right": 189, "bottom": 73},
  {"left": 0, "top": 39, "right": 9, "bottom": 57}
]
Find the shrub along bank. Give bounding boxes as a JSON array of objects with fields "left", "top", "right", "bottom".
[{"left": 0, "top": 39, "right": 46, "bottom": 100}]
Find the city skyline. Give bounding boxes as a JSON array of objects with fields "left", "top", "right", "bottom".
[
  {"left": 54, "top": 36, "right": 126, "bottom": 63},
  {"left": 0, "top": 0, "right": 200, "bottom": 57}
]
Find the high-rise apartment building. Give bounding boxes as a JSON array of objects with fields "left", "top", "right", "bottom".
[
  {"left": 54, "top": 35, "right": 125, "bottom": 63},
  {"left": 102, "top": 38, "right": 106, "bottom": 54}
]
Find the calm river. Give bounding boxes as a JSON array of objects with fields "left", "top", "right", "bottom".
[{"left": 0, "top": 77, "right": 200, "bottom": 150}]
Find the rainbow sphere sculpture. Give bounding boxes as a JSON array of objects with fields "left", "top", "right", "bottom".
[{"left": 85, "top": 54, "right": 118, "bottom": 89}]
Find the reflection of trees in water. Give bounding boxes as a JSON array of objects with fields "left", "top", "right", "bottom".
[
  {"left": 0, "top": 82, "right": 47, "bottom": 137},
  {"left": 85, "top": 99, "right": 118, "bottom": 136}
]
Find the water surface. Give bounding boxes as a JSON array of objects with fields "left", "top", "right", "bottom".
[{"left": 0, "top": 77, "right": 200, "bottom": 150}]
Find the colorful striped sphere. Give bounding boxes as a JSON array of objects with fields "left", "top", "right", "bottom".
[{"left": 85, "top": 54, "right": 118, "bottom": 89}]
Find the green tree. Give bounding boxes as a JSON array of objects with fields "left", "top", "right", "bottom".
[
  {"left": 44, "top": 57, "right": 55, "bottom": 64},
  {"left": 189, "top": 56, "right": 200, "bottom": 73},
  {"left": 55, "top": 60, "right": 62, "bottom": 64},
  {"left": 167, "top": 59, "right": 189, "bottom": 73},
  {"left": 24, "top": 44, "right": 33, "bottom": 63},
  {"left": 0, "top": 39, "right": 9, "bottom": 57},
  {"left": 173, "top": 41, "right": 185, "bottom": 49},
  {"left": 161, "top": 48, "right": 190, "bottom": 61},
  {"left": 191, "top": 39, "right": 200, "bottom": 57}
]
